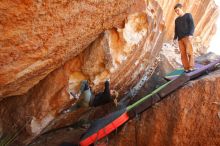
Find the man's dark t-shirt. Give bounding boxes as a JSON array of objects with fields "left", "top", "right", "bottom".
[
  {"left": 174, "top": 13, "right": 195, "bottom": 40},
  {"left": 92, "top": 81, "right": 111, "bottom": 107}
]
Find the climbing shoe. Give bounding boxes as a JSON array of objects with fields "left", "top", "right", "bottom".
[{"left": 184, "top": 70, "right": 190, "bottom": 73}]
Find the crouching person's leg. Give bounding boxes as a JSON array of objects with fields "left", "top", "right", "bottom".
[
  {"left": 90, "top": 80, "right": 119, "bottom": 107},
  {"left": 90, "top": 80, "right": 111, "bottom": 107}
]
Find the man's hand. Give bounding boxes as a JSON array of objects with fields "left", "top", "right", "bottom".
[
  {"left": 75, "top": 93, "right": 80, "bottom": 99},
  {"left": 70, "top": 92, "right": 80, "bottom": 99},
  {"left": 106, "top": 78, "right": 110, "bottom": 82},
  {"left": 188, "top": 35, "right": 193, "bottom": 40},
  {"left": 173, "top": 39, "right": 178, "bottom": 46}
]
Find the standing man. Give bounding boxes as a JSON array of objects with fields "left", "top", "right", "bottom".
[{"left": 174, "top": 3, "right": 195, "bottom": 73}]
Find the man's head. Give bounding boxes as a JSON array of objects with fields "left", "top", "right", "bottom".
[{"left": 174, "top": 3, "right": 184, "bottom": 16}]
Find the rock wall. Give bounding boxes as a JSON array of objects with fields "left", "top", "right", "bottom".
[
  {"left": 0, "top": 0, "right": 165, "bottom": 145},
  {"left": 0, "top": 0, "right": 219, "bottom": 145},
  {"left": 108, "top": 69, "right": 220, "bottom": 146},
  {"left": 0, "top": 0, "right": 135, "bottom": 99}
]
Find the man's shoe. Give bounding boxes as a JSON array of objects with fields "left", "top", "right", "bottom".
[
  {"left": 184, "top": 70, "right": 190, "bottom": 73},
  {"left": 189, "top": 68, "right": 196, "bottom": 72}
]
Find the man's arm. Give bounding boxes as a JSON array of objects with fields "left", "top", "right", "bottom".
[
  {"left": 187, "top": 13, "right": 195, "bottom": 36},
  {"left": 103, "top": 80, "right": 110, "bottom": 96},
  {"left": 174, "top": 20, "right": 178, "bottom": 40}
]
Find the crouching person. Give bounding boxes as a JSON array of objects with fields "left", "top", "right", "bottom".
[
  {"left": 92, "top": 80, "right": 119, "bottom": 107},
  {"left": 68, "top": 80, "right": 118, "bottom": 112}
]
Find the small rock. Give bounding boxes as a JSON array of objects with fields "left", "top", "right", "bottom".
[
  {"left": 212, "top": 101, "right": 220, "bottom": 106},
  {"left": 218, "top": 112, "right": 220, "bottom": 120}
]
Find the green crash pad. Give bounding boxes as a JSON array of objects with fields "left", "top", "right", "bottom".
[
  {"left": 165, "top": 63, "right": 204, "bottom": 80},
  {"left": 165, "top": 68, "right": 184, "bottom": 80}
]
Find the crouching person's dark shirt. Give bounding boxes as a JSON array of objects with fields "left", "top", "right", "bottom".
[{"left": 92, "top": 81, "right": 111, "bottom": 107}]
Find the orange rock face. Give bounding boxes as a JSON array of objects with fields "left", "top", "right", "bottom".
[
  {"left": 108, "top": 70, "right": 220, "bottom": 146},
  {"left": 0, "top": 0, "right": 165, "bottom": 145},
  {"left": 0, "top": 0, "right": 135, "bottom": 99}
]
